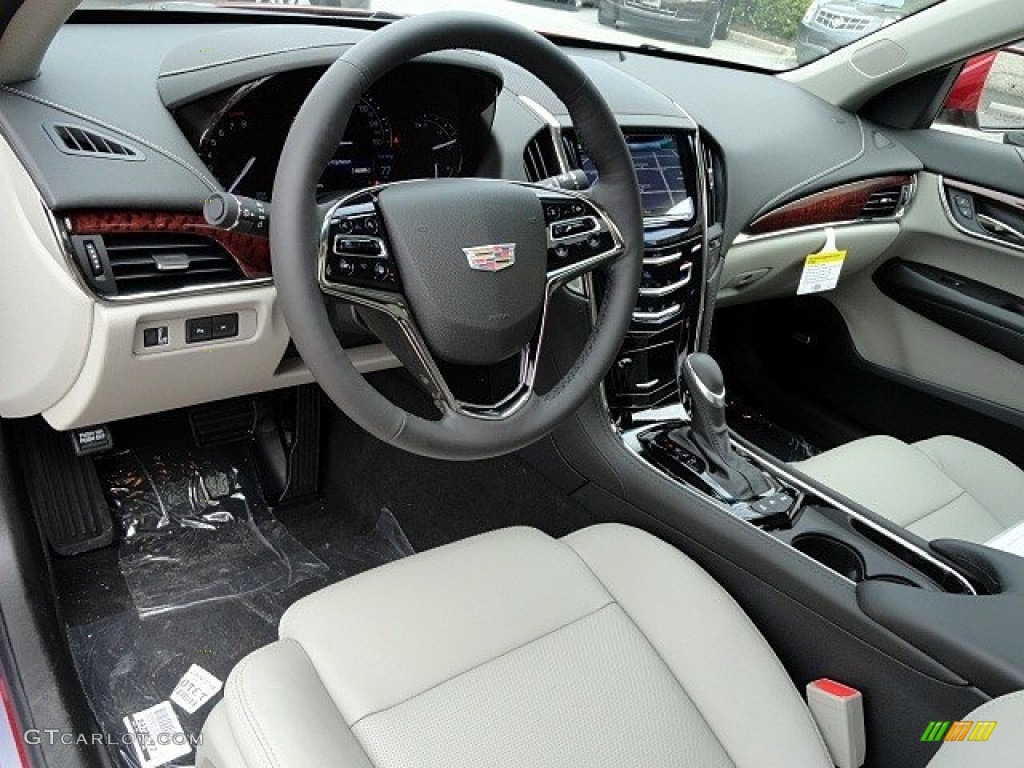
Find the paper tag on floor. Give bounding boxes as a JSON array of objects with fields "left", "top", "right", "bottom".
[
  {"left": 798, "top": 229, "right": 846, "bottom": 295},
  {"left": 171, "top": 664, "right": 223, "bottom": 714},
  {"left": 123, "top": 701, "right": 192, "bottom": 768}
]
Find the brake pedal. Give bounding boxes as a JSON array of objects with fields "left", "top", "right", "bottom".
[{"left": 189, "top": 397, "right": 257, "bottom": 447}]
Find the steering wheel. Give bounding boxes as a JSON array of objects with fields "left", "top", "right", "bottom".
[{"left": 272, "top": 11, "right": 643, "bottom": 460}]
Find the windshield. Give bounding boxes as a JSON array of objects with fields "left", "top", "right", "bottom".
[{"left": 80, "top": 0, "right": 947, "bottom": 70}]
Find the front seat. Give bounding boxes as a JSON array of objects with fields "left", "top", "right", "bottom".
[
  {"left": 196, "top": 524, "right": 1017, "bottom": 768},
  {"left": 794, "top": 435, "right": 1024, "bottom": 545}
]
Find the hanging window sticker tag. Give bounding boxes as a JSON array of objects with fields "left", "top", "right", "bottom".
[
  {"left": 798, "top": 228, "right": 846, "bottom": 295},
  {"left": 123, "top": 701, "right": 192, "bottom": 768},
  {"left": 171, "top": 664, "right": 224, "bottom": 715}
]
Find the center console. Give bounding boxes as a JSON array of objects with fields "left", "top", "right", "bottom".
[
  {"left": 567, "top": 124, "right": 976, "bottom": 598},
  {"left": 524, "top": 115, "right": 1024, "bottom": 724},
  {"left": 572, "top": 129, "right": 709, "bottom": 412},
  {"left": 630, "top": 412, "right": 975, "bottom": 594}
]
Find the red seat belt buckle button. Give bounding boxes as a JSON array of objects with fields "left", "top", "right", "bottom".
[{"left": 807, "top": 678, "right": 866, "bottom": 768}]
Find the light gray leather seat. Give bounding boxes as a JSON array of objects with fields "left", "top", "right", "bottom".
[
  {"left": 196, "top": 523, "right": 1020, "bottom": 768},
  {"left": 794, "top": 435, "right": 1024, "bottom": 544},
  {"left": 198, "top": 524, "right": 833, "bottom": 768}
]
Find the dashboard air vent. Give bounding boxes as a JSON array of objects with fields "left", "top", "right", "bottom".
[
  {"left": 47, "top": 124, "right": 143, "bottom": 160},
  {"left": 524, "top": 133, "right": 555, "bottom": 182},
  {"left": 861, "top": 186, "right": 906, "bottom": 219},
  {"left": 99, "top": 232, "right": 244, "bottom": 296},
  {"left": 702, "top": 143, "right": 720, "bottom": 227}
]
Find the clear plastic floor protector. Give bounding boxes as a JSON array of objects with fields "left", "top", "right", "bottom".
[
  {"left": 67, "top": 506, "right": 413, "bottom": 768},
  {"left": 98, "top": 446, "right": 327, "bottom": 617}
]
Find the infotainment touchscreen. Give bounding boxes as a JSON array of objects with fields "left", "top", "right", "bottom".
[{"left": 578, "top": 133, "right": 695, "bottom": 220}]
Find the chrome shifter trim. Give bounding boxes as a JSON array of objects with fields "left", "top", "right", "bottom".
[
  {"left": 684, "top": 356, "right": 725, "bottom": 407},
  {"left": 616, "top": 410, "right": 976, "bottom": 595}
]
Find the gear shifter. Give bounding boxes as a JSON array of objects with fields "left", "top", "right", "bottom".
[{"left": 670, "top": 352, "right": 771, "bottom": 501}]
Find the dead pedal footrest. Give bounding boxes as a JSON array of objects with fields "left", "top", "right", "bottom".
[{"left": 21, "top": 421, "right": 113, "bottom": 556}]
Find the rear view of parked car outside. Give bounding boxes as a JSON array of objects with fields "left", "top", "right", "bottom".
[
  {"left": 597, "top": 0, "right": 736, "bottom": 48},
  {"left": 797, "top": 0, "right": 936, "bottom": 63}
]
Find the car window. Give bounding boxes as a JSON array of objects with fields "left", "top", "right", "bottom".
[
  {"left": 935, "top": 42, "right": 1024, "bottom": 145},
  {"left": 82, "top": 0, "right": 948, "bottom": 72}
]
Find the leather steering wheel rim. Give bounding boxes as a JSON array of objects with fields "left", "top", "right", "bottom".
[{"left": 271, "top": 11, "right": 644, "bottom": 460}]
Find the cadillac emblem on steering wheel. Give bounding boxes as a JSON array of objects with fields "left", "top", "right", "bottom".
[{"left": 463, "top": 243, "right": 516, "bottom": 272}]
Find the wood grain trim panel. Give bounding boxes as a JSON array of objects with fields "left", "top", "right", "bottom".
[
  {"left": 747, "top": 175, "right": 915, "bottom": 236},
  {"left": 64, "top": 210, "right": 271, "bottom": 278}
]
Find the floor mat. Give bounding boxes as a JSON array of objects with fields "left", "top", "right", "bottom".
[
  {"left": 317, "top": 380, "right": 597, "bottom": 552},
  {"left": 727, "top": 399, "right": 821, "bottom": 463},
  {"left": 66, "top": 443, "right": 413, "bottom": 768},
  {"left": 99, "top": 445, "right": 328, "bottom": 617},
  {"left": 67, "top": 508, "right": 410, "bottom": 768}
]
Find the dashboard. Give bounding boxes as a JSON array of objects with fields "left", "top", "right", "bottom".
[
  {"left": 0, "top": 16, "right": 924, "bottom": 430},
  {"left": 174, "top": 63, "right": 501, "bottom": 201}
]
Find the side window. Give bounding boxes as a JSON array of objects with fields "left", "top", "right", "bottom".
[{"left": 934, "top": 42, "right": 1024, "bottom": 146}]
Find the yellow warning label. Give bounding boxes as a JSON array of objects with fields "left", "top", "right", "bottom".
[{"left": 798, "top": 250, "right": 847, "bottom": 295}]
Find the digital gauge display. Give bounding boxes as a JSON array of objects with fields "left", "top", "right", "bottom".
[
  {"left": 319, "top": 97, "right": 397, "bottom": 191},
  {"left": 187, "top": 64, "right": 496, "bottom": 201}
]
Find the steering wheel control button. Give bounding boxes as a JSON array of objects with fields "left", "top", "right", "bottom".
[
  {"left": 550, "top": 217, "right": 597, "bottom": 240},
  {"left": 542, "top": 200, "right": 590, "bottom": 223},
  {"left": 334, "top": 237, "right": 383, "bottom": 257},
  {"left": 325, "top": 208, "right": 400, "bottom": 290},
  {"left": 185, "top": 317, "right": 213, "bottom": 344},
  {"left": 211, "top": 314, "right": 239, "bottom": 340}
]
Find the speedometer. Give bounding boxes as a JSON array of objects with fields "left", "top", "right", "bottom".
[
  {"left": 320, "top": 96, "right": 396, "bottom": 191},
  {"left": 197, "top": 93, "right": 395, "bottom": 199},
  {"left": 199, "top": 110, "right": 258, "bottom": 194}
]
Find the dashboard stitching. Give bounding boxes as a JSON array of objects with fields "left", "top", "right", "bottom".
[
  {"left": 0, "top": 84, "right": 220, "bottom": 192},
  {"left": 754, "top": 115, "right": 867, "bottom": 218},
  {"left": 160, "top": 42, "right": 352, "bottom": 77}
]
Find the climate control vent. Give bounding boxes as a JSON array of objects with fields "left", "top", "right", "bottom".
[
  {"left": 702, "top": 143, "right": 720, "bottom": 227},
  {"left": 46, "top": 124, "right": 143, "bottom": 160},
  {"left": 524, "top": 132, "right": 557, "bottom": 182},
  {"left": 71, "top": 232, "right": 245, "bottom": 297},
  {"left": 861, "top": 186, "right": 906, "bottom": 219}
]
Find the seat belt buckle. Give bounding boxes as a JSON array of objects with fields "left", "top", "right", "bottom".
[{"left": 806, "top": 678, "right": 866, "bottom": 768}]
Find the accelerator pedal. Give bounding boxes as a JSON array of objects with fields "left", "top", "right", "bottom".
[{"left": 277, "top": 384, "right": 321, "bottom": 504}]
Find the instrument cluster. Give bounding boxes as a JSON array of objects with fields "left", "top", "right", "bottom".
[{"left": 177, "top": 63, "right": 500, "bottom": 201}]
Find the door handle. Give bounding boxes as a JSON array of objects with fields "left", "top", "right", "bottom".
[{"left": 977, "top": 213, "right": 1024, "bottom": 243}]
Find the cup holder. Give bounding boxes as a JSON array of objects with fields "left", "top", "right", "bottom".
[{"left": 792, "top": 534, "right": 865, "bottom": 582}]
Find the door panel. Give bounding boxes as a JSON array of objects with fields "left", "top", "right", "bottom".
[
  {"left": 825, "top": 172, "right": 1024, "bottom": 415},
  {"left": 874, "top": 259, "right": 1024, "bottom": 365}
]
